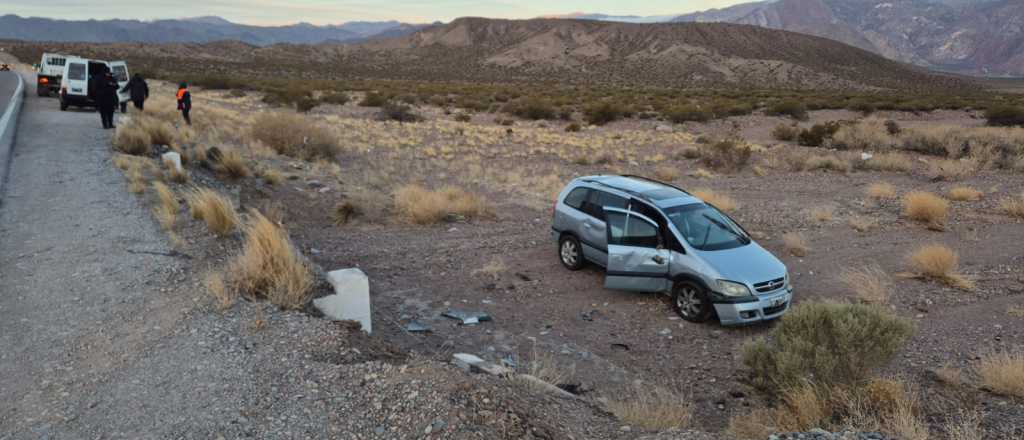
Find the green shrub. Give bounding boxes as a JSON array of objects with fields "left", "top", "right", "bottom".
[
  {"left": 584, "top": 101, "right": 625, "bottom": 126},
  {"left": 227, "top": 89, "right": 247, "bottom": 98},
  {"left": 454, "top": 112, "right": 472, "bottom": 122},
  {"left": 847, "top": 99, "right": 877, "bottom": 115},
  {"left": 376, "top": 103, "right": 421, "bottom": 123},
  {"left": 710, "top": 100, "right": 754, "bottom": 118},
  {"left": 505, "top": 98, "right": 557, "bottom": 120},
  {"left": 798, "top": 122, "right": 841, "bottom": 147},
  {"left": 295, "top": 97, "right": 319, "bottom": 113},
  {"left": 359, "top": 92, "right": 389, "bottom": 107},
  {"left": 771, "top": 124, "right": 799, "bottom": 142},
  {"left": 665, "top": 105, "right": 711, "bottom": 124},
  {"left": 262, "top": 85, "right": 314, "bottom": 108},
  {"left": 741, "top": 302, "right": 914, "bottom": 392},
  {"left": 320, "top": 92, "right": 350, "bottom": 106},
  {"left": 767, "top": 99, "right": 809, "bottom": 121},
  {"left": 701, "top": 140, "right": 751, "bottom": 172},
  {"left": 985, "top": 105, "right": 1024, "bottom": 127},
  {"left": 565, "top": 122, "right": 582, "bottom": 132},
  {"left": 884, "top": 120, "right": 901, "bottom": 136}
]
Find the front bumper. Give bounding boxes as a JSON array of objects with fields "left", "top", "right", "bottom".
[{"left": 714, "top": 287, "right": 792, "bottom": 326}]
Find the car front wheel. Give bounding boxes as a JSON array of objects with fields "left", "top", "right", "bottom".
[
  {"left": 558, "top": 235, "right": 585, "bottom": 271},
  {"left": 673, "top": 281, "right": 713, "bottom": 323}
]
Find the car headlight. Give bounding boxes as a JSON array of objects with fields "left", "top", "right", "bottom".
[{"left": 717, "top": 280, "right": 752, "bottom": 297}]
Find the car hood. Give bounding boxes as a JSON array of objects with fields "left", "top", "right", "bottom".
[{"left": 695, "top": 242, "right": 786, "bottom": 287}]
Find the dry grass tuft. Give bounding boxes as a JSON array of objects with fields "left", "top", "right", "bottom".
[
  {"left": 783, "top": 232, "right": 810, "bottom": 257},
  {"left": 394, "top": 184, "right": 493, "bottom": 224},
  {"left": 809, "top": 205, "right": 835, "bottom": 223},
  {"left": 804, "top": 155, "right": 851, "bottom": 173},
  {"left": 1009, "top": 305, "right": 1024, "bottom": 318},
  {"left": 527, "top": 347, "right": 575, "bottom": 387},
  {"left": 204, "top": 271, "right": 236, "bottom": 311},
  {"left": 948, "top": 186, "right": 983, "bottom": 202},
  {"left": 860, "top": 152, "right": 914, "bottom": 172},
  {"left": 977, "top": 350, "right": 1024, "bottom": 397},
  {"left": 907, "top": 244, "right": 973, "bottom": 290},
  {"left": 692, "top": 168, "right": 715, "bottom": 179},
  {"left": 927, "top": 158, "right": 977, "bottom": 181},
  {"left": 848, "top": 216, "right": 878, "bottom": 233},
  {"left": 867, "top": 182, "right": 897, "bottom": 200},
  {"left": 186, "top": 187, "right": 239, "bottom": 236},
  {"left": 258, "top": 167, "right": 283, "bottom": 185},
  {"left": 1000, "top": 193, "right": 1024, "bottom": 219},
  {"left": 606, "top": 384, "right": 692, "bottom": 431},
  {"left": 902, "top": 191, "right": 949, "bottom": 230},
  {"left": 932, "top": 364, "right": 964, "bottom": 387},
  {"left": 692, "top": 188, "right": 737, "bottom": 212},
  {"left": 945, "top": 410, "right": 983, "bottom": 440},
  {"left": 332, "top": 200, "right": 360, "bottom": 225},
  {"left": 250, "top": 112, "right": 339, "bottom": 161},
  {"left": 839, "top": 265, "right": 891, "bottom": 304},
  {"left": 112, "top": 124, "right": 153, "bottom": 155},
  {"left": 653, "top": 166, "right": 681, "bottom": 182},
  {"left": 228, "top": 211, "right": 314, "bottom": 310},
  {"left": 152, "top": 182, "right": 179, "bottom": 231},
  {"left": 216, "top": 148, "right": 252, "bottom": 179},
  {"left": 726, "top": 409, "right": 776, "bottom": 440}
]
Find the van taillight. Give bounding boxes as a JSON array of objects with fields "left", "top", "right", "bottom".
[{"left": 39, "top": 77, "right": 48, "bottom": 84}]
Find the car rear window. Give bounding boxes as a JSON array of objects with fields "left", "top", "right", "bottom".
[{"left": 67, "top": 63, "right": 86, "bottom": 81}]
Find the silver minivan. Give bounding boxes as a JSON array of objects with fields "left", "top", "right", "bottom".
[{"left": 551, "top": 175, "right": 792, "bottom": 325}]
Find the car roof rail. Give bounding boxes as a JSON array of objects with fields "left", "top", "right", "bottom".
[{"left": 618, "top": 174, "right": 692, "bottom": 196}]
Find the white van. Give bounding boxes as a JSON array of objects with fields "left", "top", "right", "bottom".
[{"left": 59, "top": 57, "right": 130, "bottom": 112}]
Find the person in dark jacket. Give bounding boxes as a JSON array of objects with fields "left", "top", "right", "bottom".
[
  {"left": 120, "top": 73, "right": 149, "bottom": 111},
  {"left": 96, "top": 71, "right": 120, "bottom": 129},
  {"left": 176, "top": 82, "right": 191, "bottom": 126}
]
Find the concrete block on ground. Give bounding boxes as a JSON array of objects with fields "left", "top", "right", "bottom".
[
  {"left": 452, "top": 353, "right": 484, "bottom": 372},
  {"left": 314, "top": 268, "right": 371, "bottom": 333},
  {"left": 161, "top": 151, "right": 183, "bottom": 173}
]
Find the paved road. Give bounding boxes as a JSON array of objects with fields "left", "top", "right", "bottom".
[{"left": 0, "top": 71, "right": 202, "bottom": 438}]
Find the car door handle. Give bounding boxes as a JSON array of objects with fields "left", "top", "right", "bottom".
[{"left": 651, "top": 255, "right": 666, "bottom": 265}]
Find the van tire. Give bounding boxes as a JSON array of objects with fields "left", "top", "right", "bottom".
[
  {"left": 558, "top": 235, "right": 585, "bottom": 271},
  {"left": 673, "top": 281, "right": 713, "bottom": 323}
]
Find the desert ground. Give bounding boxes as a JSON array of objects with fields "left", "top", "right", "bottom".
[{"left": 3, "top": 46, "right": 1023, "bottom": 438}]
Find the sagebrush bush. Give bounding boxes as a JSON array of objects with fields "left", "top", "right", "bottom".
[
  {"left": 741, "top": 302, "right": 914, "bottom": 392},
  {"left": 376, "top": 102, "right": 421, "bottom": 122},
  {"left": 798, "top": 122, "right": 841, "bottom": 147},
  {"left": 1001, "top": 193, "right": 1024, "bottom": 219},
  {"left": 583, "top": 101, "right": 624, "bottom": 126},
  {"left": 505, "top": 97, "right": 557, "bottom": 120},
  {"left": 359, "top": 91, "right": 388, "bottom": 107},
  {"left": 771, "top": 124, "right": 799, "bottom": 141},
  {"left": 606, "top": 385, "right": 692, "bottom": 431},
  {"left": 250, "top": 113, "right": 339, "bottom": 160},
  {"left": 228, "top": 211, "right": 314, "bottom": 310},
  {"left": 830, "top": 119, "right": 896, "bottom": 151},
  {"left": 701, "top": 140, "right": 751, "bottom": 172},
  {"left": 319, "top": 92, "right": 349, "bottom": 106},
  {"left": 985, "top": 105, "right": 1024, "bottom": 127},
  {"left": 767, "top": 99, "right": 808, "bottom": 120},
  {"left": 665, "top": 105, "right": 711, "bottom": 123}
]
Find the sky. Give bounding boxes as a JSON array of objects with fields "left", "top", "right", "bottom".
[{"left": 0, "top": 0, "right": 751, "bottom": 25}]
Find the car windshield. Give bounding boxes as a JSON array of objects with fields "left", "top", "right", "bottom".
[{"left": 664, "top": 203, "right": 750, "bottom": 251}]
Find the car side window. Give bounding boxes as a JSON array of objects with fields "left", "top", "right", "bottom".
[
  {"left": 630, "top": 200, "right": 684, "bottom": 253},
  {"left": 583, "top": 190, "right": 627, "bottom": 220},
  {"left": 607, "top": 212, "right": 660, "bottom": 248},
  {"left": 562, "top": 188, "right": 589, "bottom": 210}
]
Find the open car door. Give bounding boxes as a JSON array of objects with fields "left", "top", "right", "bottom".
[
  {"left": 603, "top": 207, "right": 671, "bottom": 293},
  {"left": 108, "top": 61, "right": 130, "bottom": 105}
]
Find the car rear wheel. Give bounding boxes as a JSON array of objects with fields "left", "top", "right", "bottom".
[
  {"left": 673, "top": 281, "right": 713, "bottom": 323},
  {"left": 558, "top": 235, "right": 585, "bottom": 271}
]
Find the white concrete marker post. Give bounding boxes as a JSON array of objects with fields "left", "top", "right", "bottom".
[
  {"left": 314, "top": 268, "right": 372, "bottom": 333},
  {"left": 162, "top": 151, "right": 183, "bottom": 173}
]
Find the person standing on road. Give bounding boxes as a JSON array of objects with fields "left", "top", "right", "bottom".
[
  {"left": 96, "top": 71, "right": 120, "bottom": 129},
  {"left": 121, "top": 73, "right": 149, "bottom": 111},
  {"left": 176, "top": 82, "right": 191, "bottom": 126}
]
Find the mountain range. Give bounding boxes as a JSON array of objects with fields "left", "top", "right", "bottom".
[
  {"left": 0, "top": 14, "right": 431, "bottom": 46},
  {"left": 577, "top": 0, "right": 1021, "bottom": 77}
]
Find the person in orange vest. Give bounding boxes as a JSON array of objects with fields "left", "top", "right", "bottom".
[{"left": 176, "top": 82, "right": 192, "bottom": 126}]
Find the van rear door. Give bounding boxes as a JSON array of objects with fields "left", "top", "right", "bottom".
[
  {"left": 109, "top": 61, "right": 129, "bottom": 103},
  {"left": 62, "top": 58, "right": 88, "bottom": 98}
]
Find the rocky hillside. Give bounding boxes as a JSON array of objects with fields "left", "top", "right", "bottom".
[
  {"left": 0, "top": 14, "right": 429, "bottom": 46},
  {"left": 673, "top": 0, "right": 1024, "bottom": 76},
  {"left": 8, "top": 17, "right": 973, "bottom": 92},
  {"left": 355, "top": 17, "right": 967, "bottom": 91}
]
